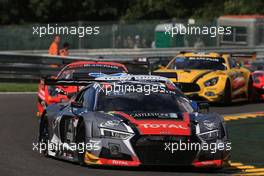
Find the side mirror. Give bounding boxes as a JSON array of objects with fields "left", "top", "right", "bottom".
[
  {"left": 198, "top": 102, "right": 210, "bottom": 112},
  {"left": 71, "top": 101, "right": 83, "bottom": 108}
]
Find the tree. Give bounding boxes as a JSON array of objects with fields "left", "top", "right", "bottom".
[{"left": 0, "top": 0, "right": 264, "bottom": 25}]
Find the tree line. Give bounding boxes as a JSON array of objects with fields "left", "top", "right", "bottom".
[{"left": 1, "top": 0, "right": 264, "bottom": 25}]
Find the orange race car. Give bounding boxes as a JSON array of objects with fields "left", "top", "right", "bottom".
[{"left": 37, "top": 61, "right": 128, "bottom": 117}]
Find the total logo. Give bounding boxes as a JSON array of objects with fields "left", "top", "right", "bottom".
[
  {"left": 112, "top": 160, "right": 129, "bottom": 165},
  {"left": 140, "top": 124, "right": 188, "bottom": 129}
]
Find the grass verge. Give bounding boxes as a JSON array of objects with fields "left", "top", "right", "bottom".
[
  {"left": 0, "top": 82, "right": 38, "bottom": 92},
  {"left": 227, "top": 117, "right": 264, "bottom": 165}
]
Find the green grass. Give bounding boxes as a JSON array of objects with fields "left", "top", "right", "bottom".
[
  {"left": 227, "top": 117, "right": 264, "bottom": 166},
  {"left": 0, "top": 82, "right": 38, "bottom": 92}
]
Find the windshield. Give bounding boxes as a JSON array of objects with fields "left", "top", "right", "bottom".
[
  {"left": 252, "top": 62, "right": 264, "bottom": 70},
  {"left": 96, "top": 91, "right": 194, "bottom": 113},
  {"left": 168, "top": 57, "right": 227, "bottom": 70},
  {"left": 58, "top": 64, "right": 126, "bottom": 79}
]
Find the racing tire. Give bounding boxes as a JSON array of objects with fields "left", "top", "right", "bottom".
[
  {"left": 76, "top": 120, "right": 86, "bottom": 166},
  {"left": 39, "top": 113, "right": 49, "bottom": 157},
  {"left": 222, "top": 80, "right": 231, "bottom": 105}
]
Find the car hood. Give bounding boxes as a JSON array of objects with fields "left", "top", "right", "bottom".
[{"left": 156, "top": 69, "right": 223, "bottom": 83}]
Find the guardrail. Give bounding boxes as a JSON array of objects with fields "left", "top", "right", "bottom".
[
  {"left": 0, "top": 46, "right": 264, "bottom": 82},
  {"left": 9, "top": 46, "right": 264, "bottom": 57},
  {"left": 0, "top": 53, "right": 61, "bottom": 82},
  {"left": 0, "top": 52, "right": 172, "bottom": 82}
]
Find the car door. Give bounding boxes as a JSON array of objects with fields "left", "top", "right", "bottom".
[
  {"left": 228, "top": 58, "right": 246, "bottom": 95},
  {"left": 58, "top": 86, "right": 96, "bottom": 160}
]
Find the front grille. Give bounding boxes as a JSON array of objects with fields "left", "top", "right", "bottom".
[
  {"left": 99, "top": 147, "right": 133, "bottom": 161},
  {"left": 131, "top": 136, "right": 198, "bottom": 166},
  {"left": 175, "top": 83, "right": 200, "bottom": 93}
]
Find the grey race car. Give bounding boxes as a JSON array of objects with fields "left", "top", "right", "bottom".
[{"left": 38, "top": 78, "right": 230, "bottom": 168}]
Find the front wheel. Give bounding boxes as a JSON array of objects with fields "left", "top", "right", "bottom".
[
  {"left": 39, "top": 114, "right": 49, "bottom": 156},
  {"left": 221, "top": 81, "right": 231, "bottom": 105},
  {"left": 247, "top": 77, "right": 254, "bottom": 102},
  {"left": 76, "top": 121, "right": 86, "bottom": 166}
]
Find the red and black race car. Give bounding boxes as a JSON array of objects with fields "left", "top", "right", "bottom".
[
  {"left": 37, "top": 61, "right": 128, "bottom": 117},
  {"left": 253, "top": 70, "right": 264, "bottom": 100},
  {"left": 247, "top": 60, "right": 264, "bottom": 100}
]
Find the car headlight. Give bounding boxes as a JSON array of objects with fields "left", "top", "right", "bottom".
[
  {"left": 202, "top": 120, "right": 217, "bottom": 130},
  {"left": 198, "top": 129, "right": 220, "bottom": 140},
  {"left": 204, "top": 77, "right": 219, "bottom": 87},
  {"left": 100, "top": 128, "right": 133, "bottom": 140}
]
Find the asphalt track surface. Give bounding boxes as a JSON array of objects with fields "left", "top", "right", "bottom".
[{"left": 0, "top": 93, "right": 263, "bottom": 176}]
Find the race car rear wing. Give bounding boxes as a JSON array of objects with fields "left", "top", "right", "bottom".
[
  {"left": 42, "top": 55, "right": 177, "bottom": 86},
  {"left": 44, "top": 79, "right": 94, "bottom": 86},
  {"left": 43, "top": 72, "right": 178, "bottom": 86}
]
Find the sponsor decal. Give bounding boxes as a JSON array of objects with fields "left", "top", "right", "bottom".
[
  {"left": 140, "top": 123, "right": 188, "bottom": 129},
  {"left": 189, "top": 57, "right": 221, "bottom": 62},
  {"left": 130, "top": 112, "right": 179, "bottom": 119},
  {"left": 114, "top": 112, "right": 191, "bottom": 135},
  {"left": 84, "top": 64, "right": 119, "bottom": 69},
  {"left": 112, "top": 160, "right": 129, "bottom": 165},
  {"left": 89, "top": 72, "right": 106, "bottom": 78}
]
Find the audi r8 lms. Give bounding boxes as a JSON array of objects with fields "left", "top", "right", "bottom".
[
  {"left": 37, "top": 61, "right": 128, "bottom": 117},
  {"left": 39, "top": 78, "right": 230, "bottom": 168},
  {"left": 155, "top": 52, "right": 253, "bottom": 104}
]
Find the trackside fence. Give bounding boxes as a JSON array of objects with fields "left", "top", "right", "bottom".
[{"left": 0, "top": 46, "right": 264, "bottom": 82}]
